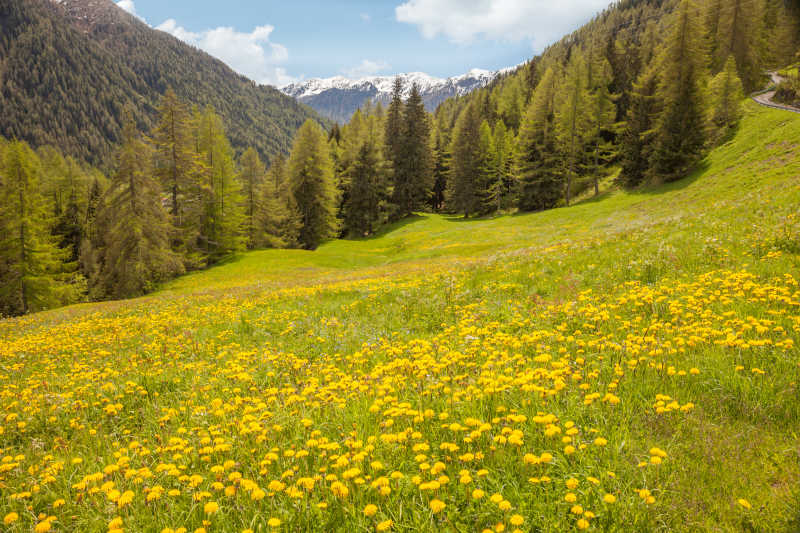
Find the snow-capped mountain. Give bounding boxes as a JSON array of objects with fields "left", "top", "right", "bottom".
[{"left": 282, "top": 66, "right": 522, "bottom": 123}]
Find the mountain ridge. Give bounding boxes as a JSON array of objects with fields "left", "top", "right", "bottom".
[{"left": 282, "top": 66, "right": 521, "bottom": 123}]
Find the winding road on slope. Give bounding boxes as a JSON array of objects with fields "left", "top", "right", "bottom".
[{"left": 752, "top": 72, "right": 800, "bottom": 113}]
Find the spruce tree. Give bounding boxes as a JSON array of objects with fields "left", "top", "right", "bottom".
[
  {"left": 516, "top": 67, "right": 562, "bottom": 211},
  {"left": 0, "top": 140, "right": 76, "bottom": 316},
  {"left": 343, "top": 140, "right": 390, "bottom": 236},
  {"left": 712, "top": 0, "right": 762, "bottom": 91},
  {"left": 95, "top": 112, "right": 183, "bottom": 299},
  {"left": 478, "top": 120, "right": 499, "bottom": 214},
  {"left": 707, "top": 56, "right": 745, "bottom": 143},
  {"left": 585, "top": 47, "right": 618, "bottom": 197},
  {"left": 619, "top": 67, "right": 660, "bottom": 188},
  {"left": 650, "top": 0, "right": 708, "bottom": 182},
  {"left": 448, "top": 101, "right": 483, "bottom": 217},
  {"left": 385, "top": 77, "right": 405, "bottom": 217},
  {"left": 430, "top": 128, "right": 450, "bottom": 211},
  {"left": 287, "top": 120, "right": 339, "bottom": 249},
  {"left": 393, "top": 83, "right": 433, "bottom": 218}
]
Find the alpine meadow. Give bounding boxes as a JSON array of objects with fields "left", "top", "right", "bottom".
[{"left": 1, "top": 0, "right": 800, "bottom": 532}]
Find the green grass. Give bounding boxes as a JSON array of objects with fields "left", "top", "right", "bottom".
[{"left": 1, "top": 101, "right": 800, "bottom": 533}]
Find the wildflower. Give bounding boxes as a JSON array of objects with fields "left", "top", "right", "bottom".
[
  {"left": 510, "top": 515, "right": 524, "bottom": 526},
  {"left": 4, "top": 513, "right": 19, "bottom": 525},
  {"left": 35, "top": 521, "right": 52, "bottom": 533},
  {"left": 737, "top": 499, "right": 752, "bottom": 509},
  {"left": 268, "top": 518, "right": 281, "bottom": 528},
  {"left": 576, "top": 518, "right": 589, "bottom": 530},
  {"left": 603, "top": 494, "right": 616, "bottom": 504},
  {"left": 565, "top": 492, "right": 577, "bottom": 503},
  {"left": 204, "top": 501, "right": 219, "bottom": 515},
  {"left": 472, "top": 489, "right": 485, "bottom": 500},
  {"left": 429, "top": 499, "right": 446, "bottom": 513},
  {"left": 363, "top": 504, "right": 378, "bottom": 517},
  {"left": 376, "top": 520, "right": 393, "bottom": 531}
]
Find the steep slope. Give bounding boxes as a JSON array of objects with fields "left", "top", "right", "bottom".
[
  {"left": 282, "top": 68, "right": 517, "bottom": 123},
  {"left": 0, "top": 0, "right": 321, "bottom": 168}
]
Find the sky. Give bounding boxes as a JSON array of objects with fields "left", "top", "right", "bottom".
[{"left": 116, "top": 0, "right": 614, "bottom": 87}]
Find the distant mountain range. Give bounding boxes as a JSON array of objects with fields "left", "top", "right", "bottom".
[
  {"left": 282, "top": 67, "right": 520, "bottom": 123},
  {"left": 0, "top": 0, "right": 320, "bottom": 168}
]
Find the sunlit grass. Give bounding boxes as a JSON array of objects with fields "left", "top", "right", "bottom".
[{"left": 1, "top": 102, "right": 799, "bottom": 532}]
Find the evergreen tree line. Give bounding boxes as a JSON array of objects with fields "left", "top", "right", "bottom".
[{"left": 0, "top": 90, "right": 329, "bottom": 316}]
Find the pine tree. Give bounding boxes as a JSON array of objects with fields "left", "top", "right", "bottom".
[
  {"left": 152, "top": 88, "right": 203, "bottom": 258},
  {"left": 707, "top": 56, "right": 745, "bottom": 143},
  {"left": 287, "top": 120, "right": 339, "bottom": 249},
  {"left": 393, "top": 83, "right": 433, "bottom": 218},
  {"left": 555, "top": 51, "right": 590, "bottom": 206},
  {"left": 492, "top": 120, "right": 516, "bottom": 210},
  {"left": 619, "top": 67, "right": 660, "bottom": 188},
  {"left": 343, "top": 140, "right": 390, "bottom": 236},
  {"left": 650, "top": 0, "right": 709, "bottom": 183},
  {"left": 95, "top": 112, "right": 183, "bottom": 299},
  {"left": 0, "top": 140, "right": 77, "bottom": 316},
  {"left": 448, "top": 101, "right": 483, "bottom": 217},
  {"left": 517, "top": 67, "right": 562, "bottom": 211},
  {"left": 195, "top": 106, "right": 245, "bottom": 261}
]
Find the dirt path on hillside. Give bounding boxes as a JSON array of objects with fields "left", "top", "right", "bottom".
[{"left": 752, "top": 72, "right": 800, "bottom": 114}]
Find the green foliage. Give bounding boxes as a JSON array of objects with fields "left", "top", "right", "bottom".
[
  {"left": 393, "top": 84, "right": 434, "bottom": 218},
  {"left": 650, "top": 0, "right": 709, "bottom": 182},
  {"left": 516, "top": 68, "right": 562, "bottom": 211},
  {"left": 0, "top": 0, "right": 321, "bottom": 169},
  {"left": 0, "top": 140, "right": 79, "bottom": 316},
  {"left": 196, "top": 107, "right": 246, "bottom": 262},
  {"left": 287, "top": 121, "right": 339, "bottom": 249},
  {"left": 447, "top": 101, "right": 484, "bottom": 217},
  {"left": 707, "top": 57, "right": 745, "bottom": 142},
  {"left": 343, "top": 140, "right": 391, "bottom": 236},
  {"left": 94, "top": 112, "right": 184, "bottom": 299}
]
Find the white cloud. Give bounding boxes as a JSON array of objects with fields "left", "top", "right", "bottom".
[
  {"left": 116, "top": 0, "right": 145, "bottom": 22},
  {"left": 155, "top": 20, "right": 295, "bottom": 86},
  {"left": 344, "top": 59, "right": 391, "bottom": 79},
  {"left": 395, "top": 0, "right": 612, "bottom": 48}
]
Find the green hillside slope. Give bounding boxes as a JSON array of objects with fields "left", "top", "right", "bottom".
[
  {"left": 0, "top": 0, "right": 321, "bottom": 168},
  {"left": 1, "top": 102, "right": 799, "bottom": 532}
]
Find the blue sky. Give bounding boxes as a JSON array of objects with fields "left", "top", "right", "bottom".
[{"left": 116, "top": 0, "right": 613, "bottom": 86}]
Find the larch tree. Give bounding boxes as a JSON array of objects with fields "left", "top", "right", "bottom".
[
  {"left": 517, "top": 67, "right": 561, "bottom": 211},
  {"left": 650, "top": 0, "right": 709, "bottom": 183},
  {"left": 555, "top": 51, "right": 590, "bottom": 206},
  {"left": 0, "top": 140, "right": 76, "bottom": 316},
  {"left": 152, "top": 89, "right": 203, "bottom": 258},
  {"left": 287, "top": 120, "right": 339, "bottom": 249},
  {"left": 195, "top": 106, "right": 245, "bottom": 261},
  {"left": 95, "top": 112, "right": 183, "bottom": 299},
  {"left": 239, "top": 147, "right": 267, "bottom": 249}
]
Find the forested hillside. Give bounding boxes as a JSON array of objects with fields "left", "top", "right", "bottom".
[
  {"left": 0, "top": 0, "right": 321, "bottom": 168},
  {"left": 311, "top": 0, "right": 800, "bottom": 240}
]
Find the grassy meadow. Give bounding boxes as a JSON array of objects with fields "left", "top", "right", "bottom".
[{"left": 1, "top": 101, "right": 800, "bottom": 532}]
